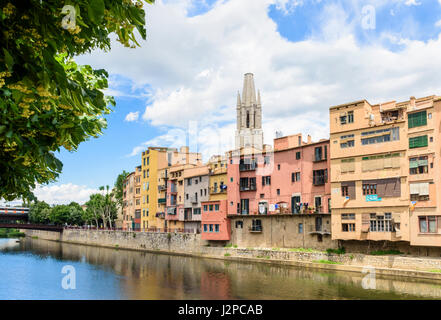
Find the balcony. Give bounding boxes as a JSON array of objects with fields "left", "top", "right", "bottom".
[
  {"left": 307, "top": 224, "right": 331, "bottom": 235},
  {"left": 313, "top": 176, "right": 326, "bottom": 186},
  {"left": 249, "top": 225, "right": 262, "bottom": 233},
  {"left": 156, "top": 212, "right": 165, "bottom": 219},
  {"left": 240, "top": 184, "right": 257, "bottom": 191},
  {"left": 239, "top": 163, "right": 257, "bottom": 172},
  {"left": 158, "top": 184, "right": 167, "bottom": 191},
  {"left": 158, "top": 198, "right": 166, "bottom": 204},
  {"left": 313, "top": 156, "right": 327, "bottom": 163},
  {"left": 190, "top": 196, "right": 198, "bottom": 204},
  {"left": 210, "top": 187, "right": 227, "bottom": 194}
]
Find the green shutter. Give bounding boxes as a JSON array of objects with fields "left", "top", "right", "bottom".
[
  {"left": 409, "top": 135, "right": 428, "bottom": 148},
  {"left": 409, "top": 159, "right": 418, "bottom": 168},
  {"left": 408, "top": 111, "right": 427, "bottom": 128}
]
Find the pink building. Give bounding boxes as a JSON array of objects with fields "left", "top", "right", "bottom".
[
  {"left": 226, "top": 134, "right": 331, "bottom": 239},
  {"left": 201, "top": 199, "right": 230, "bottom": 241}
]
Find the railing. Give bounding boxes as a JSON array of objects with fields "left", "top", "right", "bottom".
[
  {"left": 313, "top": 176, "right": 326, "bottom": 185},
  {"left": 158, "top": 198, "right": 166, "bottom": 204},
  {"left": 239, "top": 163, "right": 257, "bottom": 171},
  {"left": 240, "top": 185, "right": 257, "bottom": 191},
  {"left": 210, "top": 187, "right": 227, "bottom": 194},
  {"left": 155, "top": 212, "right": 165, "bottom": 219},
  {"left": 158, "top": 184, "right": 167, "bottom": 191},
  {"left": 248, "top": 225, "right": 262, "bottom": 232},
  {"left": 64, "top": 225, "right": 200, "bottom": 234}
]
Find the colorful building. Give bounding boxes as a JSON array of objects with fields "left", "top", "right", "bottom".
[
  {"left": 140, "top": 146, "right": 202, "bottom": 231},
  {"left": 183, "top": 165, "right": 209, "bottom": 233},
  {"left": 330, "top": 95, "right": 441, "bottom": 254},
  {"left": 201, "top": 156, "right": 230, "bottom": 242},
  {"left": 122, "top": 171, "right": 135, "bottom": 231}
]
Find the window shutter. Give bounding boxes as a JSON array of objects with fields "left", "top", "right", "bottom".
[
  {"left": 362, "top": 214, "right": 370, "bottom": 232},
  {"left": 419, "top": 183, "right": 429, "bottom": 196}
]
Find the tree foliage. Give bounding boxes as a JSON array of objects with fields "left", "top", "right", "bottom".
[
  {"left": 114, "top": 170, "right": 129, "bottom": 208},
  {"left": 0, "top": 0, "right": 154, "bottom": 201}
]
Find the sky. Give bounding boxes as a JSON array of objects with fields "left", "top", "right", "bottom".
[{"left": 7, "top": 0, "right": 441, "bottom": 205}]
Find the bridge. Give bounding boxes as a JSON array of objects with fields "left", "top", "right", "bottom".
[{"left": 0, "top": 206, "right": 63, "bottom": 232}]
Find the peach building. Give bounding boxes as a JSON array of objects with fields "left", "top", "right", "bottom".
[
  {"left": 201, "top": 156, "right": 230, "bottom": 242},
  {"left": 122, "top": 171, "right": 135, "bottom": 231},
  {"left": 330, "top": 95, "right": 441, "bottom": 254}
]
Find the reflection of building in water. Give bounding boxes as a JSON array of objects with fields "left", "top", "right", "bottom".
[{"left": 200, "top": 270, "right": 232, "bottom": 300}]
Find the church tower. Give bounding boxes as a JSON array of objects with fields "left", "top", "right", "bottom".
[{"left": 235, "top": 73, "right": 264, "bottom": 150}]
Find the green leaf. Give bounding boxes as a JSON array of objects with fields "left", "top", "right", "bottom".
[
  {"left": 88, "top": 0, "right": 105, "bottom": 24},
  {"left": 3, "top": 48, "right": 14, "bottom": 71}
]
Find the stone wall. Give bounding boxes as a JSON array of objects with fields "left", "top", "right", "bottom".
[
  {"left": 22, "top": 229, "right": 441, "bottom": 274},
  {"left": 229, "top": 214, "right": 337, "bottom": 250},
  {"left": 21, "top": 229, "right": 61, "bottom": 241}
]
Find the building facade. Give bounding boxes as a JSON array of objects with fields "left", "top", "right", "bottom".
[
  {"left": 330, "top": 95, "right": 441, "bottom": 253},
  {"left": 201, "top": 156, "right": 230, "bottom": 242},
  {"left": 183, "top": 165, "right": 209, "bottom": 233}
]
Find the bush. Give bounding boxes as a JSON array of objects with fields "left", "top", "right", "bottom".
[
  {"left": 224, "top": 243, "right": 233, "bottom": 248},
  {"left": 326, "top": 247, "right": 346, "bottom": 255},
  {"left": 224, "top": 253, "right": 231, "bottom": 257},
  {"left": 313, "top": 260, "right": 342, "bottom": 265},
  {"left": 7, "top": 231, "right": 25, "bottom": 238}
]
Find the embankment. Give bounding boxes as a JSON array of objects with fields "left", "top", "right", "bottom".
[{"left": 22, "top": 229, "right": 441, "bottom": 281}]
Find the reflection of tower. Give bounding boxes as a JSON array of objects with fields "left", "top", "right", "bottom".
[{"left": 235, "top": 73, "right": 264, "bottom": 150}]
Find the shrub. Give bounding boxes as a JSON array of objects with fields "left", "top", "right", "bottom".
[
  {"left": 326, "top": 247, "right": 346, "bottom": 255},
  {"left": 313, "top": 260, "right": 342, "bottom": 265},
  {"left": 224, "top": 253, "right": 231, "bottom": 257},
  {"left": 233, "top": 245, "right": 238, "bottom": 248},
  {"left": 224, "top": 243, "right": 233, "bottom": 248}
]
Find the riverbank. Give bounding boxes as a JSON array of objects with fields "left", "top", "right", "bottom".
[
  {"left": 0, "top": 228, "right": 25, "bottom": 238},
  {"left": 22, "top": 229, "right": 441, "bottom": 281}
]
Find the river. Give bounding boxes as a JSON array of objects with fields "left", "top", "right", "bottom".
[{"left": 1, "top": 237, "right": 441, "bottom": 300}]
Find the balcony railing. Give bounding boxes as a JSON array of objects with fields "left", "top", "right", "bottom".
[
  {"left": 155, "top": 212, "right": 165, "bottom": 219},
  {"left": 158, "top": 198, "right": 166, "bottom": 204},
  {"left": 190, "top": 196, "right": 198, "bottom": 204},
  {"left": 240, "top": 185, "right": 257, "bottom": 191},
  {"left": 210, "top": 187, "right": 227, "bottom": 194},
  {"left": 158, "top": 184, "right": 167, "bottom": 191},
  {"left": 239, "top": 163, "right": 257, "bottom": 171},
  {"left": 249, "top": 225, "right": 262, "bottom": 233},
  {"left": 313, "top": 176, "right": 326, "bottom": 186}
]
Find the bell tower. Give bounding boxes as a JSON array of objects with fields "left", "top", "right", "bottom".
[{"left": 235, "top": 73, "right": 264, "bottom": 150}]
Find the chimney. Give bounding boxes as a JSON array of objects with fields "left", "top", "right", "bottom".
[
  {"left": 307, "top": 135, "right": 312, "bottom": 144},
  {"left": 410, "top": 96, "right": 416, "bottom": 110}
]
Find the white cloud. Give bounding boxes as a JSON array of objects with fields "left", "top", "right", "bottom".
[
  {"left": 33, "top": 183, "right": 102, "bottom": 205},
  {"left": 78, "top": 0, "right": 441, "bottom": 160},
  {"left": 404, "top": 0, "right": 421, "bottom": 6},
  {"left": 124, "top": 111, "right": 140, "bottom": 122}
]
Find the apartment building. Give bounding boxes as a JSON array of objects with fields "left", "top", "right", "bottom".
[
  {"left": 226, "top": 134, "right": 334, "bottom": 249},
  {"left": 201, "top": 156, "right": 230, "bottom": 243},
  {"left": 122, "top": 171, "right": 135, "bottom": 230},
  {"left": 140, "top": 146, "right": 201, "bottom": 231},
  {"left": 166, "top": 164, "right": 192, "bottom": 230},
  {"left": 183, "top": 165, "right": 209, "bottom": 233},
  {"left": 330, "top": 95, "right": 441, "bottom": 254},
  {"left": 134, "top": 165, "right": 142, "bottom": 231},
  {"left": 156, "top": 167, "right": 168, "bottom": 229}
]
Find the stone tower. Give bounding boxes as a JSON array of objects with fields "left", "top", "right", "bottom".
[{"left": 235, "top": 73, "right": 264, "bottom": 150}]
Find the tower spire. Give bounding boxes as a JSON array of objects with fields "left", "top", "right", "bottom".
[
  {"left": 236, "top": 91, "right": 241, "bottom": 108},
  {"left": 242, "top": 73, "right": 256, "bottom": 106}
]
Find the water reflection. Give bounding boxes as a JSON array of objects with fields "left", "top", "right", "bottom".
[{"left": 1, "top": 238, "right": 441, "bottom": 299}]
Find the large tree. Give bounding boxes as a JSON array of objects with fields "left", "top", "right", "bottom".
[
  {"left": 114, "top": 170, "right": 129, "bottom": 208},
  {"left": 0, "top": 0, "right": 153, "bottom": 201}
]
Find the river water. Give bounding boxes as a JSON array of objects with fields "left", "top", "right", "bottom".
[{"left": 1, "top": 237, "right": 441, "bottom": 300}]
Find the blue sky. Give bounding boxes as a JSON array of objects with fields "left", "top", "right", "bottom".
[{"left": 16, "top": 0, "right": 441, "bottom": 205}]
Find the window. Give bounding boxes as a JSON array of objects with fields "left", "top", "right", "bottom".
[
  {"left": 340, "top": 140, "right": 355, "bottom": 148},
  {"left": 298, "top": 223, "right": 303, "bottom": 233},
  {"left": 235, "top": 221, "right": 243, "bottom": 229},
  {"left": 296, "top": 152, "right": 301, "bottom": 160},
  {"left": 419, "top": 216, "right": 438, "bottom": 233},
  {"left": 215, "top": 224, "right": 219, "bottom": 232},
  {"left": 314, "top": 147, "right": 323, "bottom": 161},
  {"left": 264, "top": 156, "right": 271, "bottom": 164},
  {"left": 251, "top": 219, "right": 262, "bottom": 232},
  {"left": 340, "top": 114, "right": 347, "bottom": 125},
  {"left": 209, "top": 204, "right": 213, "bottom": 211},
  {"left": 342, "top": 223, "right": 355, "bottom": 232},
  {"left": 313, "top": 169, "right": 327, "bottom": 185},
  {"left": 209, "top": 224, "right": 213, "bottom": 232},
  {"left": 410, "top": 182, "right": 430, "bottom": 201},
  {"left": 203, "top": 205, "right": 208, "bottom": 211},
  {"left": 262, "top": 176, "right": 271, "bottom": 186},
  {"left": 342, "top": 213, "right": 355, "bottom": 220},
  {"left": 341, "top": 186, "right": 349, "bottom": 197},
  {"left": 347, "top": 111, "right": 354, "bottom": 123},
  {"left": 204, "top": 224, "right": 208, "bottom": 232},
  {"left": 215, "top": 204, "right": 219, "bottom": 211},
  {"left": 292, "top": 172, "right": 300, "bottom": 182},
  {"left": 362, "top": 183, "right": 377, "bottom": 195},
  {"left": 277, "top": 189, "right": 280, "bottom": 195},
  {"left": 193, "top": 208, "right": 201, "bottom": 215},
  {"left": 409, "top": 156, "right": 428, "bottom": 175},
  {"left": 260, "top": 193, "right": 264, "bottom": 199},
  {"left": 408, "top": 110, "right": 427, "bottom": 128},
  {"left": 370, "top": 213, "right": 393, "bottom": 232},
  {"left": 409, "top": 135, "right": 428, "bottom": 149},
  {"left": 240, "top": 199, "right": 249, "bottom": 215},
  {"left": 187, "top": 179, "right": 192, "bottom": 186},
  {"left": 277, "top": 164, "right": 281, "bottom": 170}
]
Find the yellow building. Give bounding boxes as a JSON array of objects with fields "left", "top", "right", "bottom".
[
  {"left": 141, "top": 146, "right": 202, "bottom": 231},
  {"left": 207, "top": 155, "right": 227, "bottom": 202}
]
